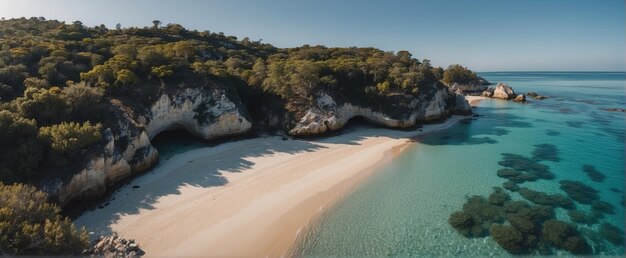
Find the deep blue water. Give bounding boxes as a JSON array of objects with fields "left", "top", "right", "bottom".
[{"left": 293, "top": 72, "right": 625, "bottom": 256}]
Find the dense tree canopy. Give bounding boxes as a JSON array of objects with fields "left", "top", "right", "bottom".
[{"left": 442, "top": 64, "right": 481, "bottom": 85}]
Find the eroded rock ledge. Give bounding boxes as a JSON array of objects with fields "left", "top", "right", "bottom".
[{"left": 290, "top": 84, "right": 471, "bottom": 136}]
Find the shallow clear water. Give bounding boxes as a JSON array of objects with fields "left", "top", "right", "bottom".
[{"left": 293, "top": 72, "right": 626, "bottom": 256}]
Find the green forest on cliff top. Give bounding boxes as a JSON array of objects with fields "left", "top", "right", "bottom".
[
  {"left": 0, "top": 17, "right": 484, "bottom": 255},
  {"left": 0, "top": 17, "right": 482, "bottom": 185}
]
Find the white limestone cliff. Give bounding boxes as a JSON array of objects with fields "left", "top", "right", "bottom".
[{"left": 55, "top": 87, "right": 252, "bottom": 205}]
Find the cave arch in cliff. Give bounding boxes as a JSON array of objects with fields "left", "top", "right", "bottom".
[
  {"left": 150, "top": 128, "right": 207, "bottom": 158},
  {"left": 345, "top": 115, "right": 378, "bottom": 130}
]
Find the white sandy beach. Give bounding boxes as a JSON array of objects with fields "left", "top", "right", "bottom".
[
  {"left": 466, "top": 95, "right": 489, "bottom": 106},
  {"left": 75, "top": 112, "right": 472, "bottom": 257}
]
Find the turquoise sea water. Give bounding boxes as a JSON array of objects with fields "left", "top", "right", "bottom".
[{"left": 292, "top": 72, "right": 626, "bottom": 256}]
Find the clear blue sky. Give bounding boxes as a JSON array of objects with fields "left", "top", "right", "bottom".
[{"left": 1, "top": 0, "right": 624, "bottom": 71}]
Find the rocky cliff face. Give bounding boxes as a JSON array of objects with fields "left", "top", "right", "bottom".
[
  {"left": 49, "top": 83, "right": 470, "bottom": 205},
  {"left": 48, "top": 87, "right": 252, "bottom": 205},
  {"left": 144, "top": 88, "right": 252, "bottom": 140},
  {"left": 290, "top": 84, "right": 471, "bottom": 136}
]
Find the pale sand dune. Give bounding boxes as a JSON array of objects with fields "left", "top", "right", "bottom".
[{"left": 75, "top": 114, "right": 470, "bottom": 257}]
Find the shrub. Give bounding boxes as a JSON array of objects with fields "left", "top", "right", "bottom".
[
  {"left": 0, "top": 111, "right": 43, "bottom": 183},
  {"left": 38, "top": 121, "right": 102, "bottom": 156},
  {"left": 0, "top": 182, "right": 89, "bottom": 255},
  {"left": 442, "top": 64, "right": 479, "bottom": 85}
]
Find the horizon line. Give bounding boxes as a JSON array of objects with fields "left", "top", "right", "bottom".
[{"left": 477, "top": 70, "right": 625, "bottom": 73}]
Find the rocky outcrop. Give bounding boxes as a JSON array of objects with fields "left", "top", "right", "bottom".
[
  {"left": 492, "top": 83, "right": 516, "bottom": 100},
  {"left": 47, "top": 86, "right": 252, "bottom": 205},
  {"left": 452, "top": 94, "right": 472, "bottom": 115},
  {"left": 527, "top": 92, "right": 548, "bottom": 100},
  {"left": 513, "top": 94, "right": 526, "bottom": 103},
  {"left": 289, "top": 84, "right": 470, "bottom": 136},
  {"left": 483, "top": 83, "right": 528, "bottom": 102},
  {"left": 87, "top": 234, "right": 144, "bottom": 257}
]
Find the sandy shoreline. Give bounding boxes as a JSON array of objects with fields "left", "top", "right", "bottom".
[
  {"left": 465, "top": 95, "right": 489, "bottom": 106},
  {"left": 75, "top": 105, "right": 475, "bottom": 257}
]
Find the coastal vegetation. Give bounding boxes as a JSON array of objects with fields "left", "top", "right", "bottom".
[
  {"left": 0, "top": 182, "right": 88, "bottom": 255},
  {"left": 0, "top": 17, "right": 477, "bottom": 187}
]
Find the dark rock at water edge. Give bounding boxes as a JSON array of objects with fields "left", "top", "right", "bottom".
[
  {"left": 527, "top": 92, "right": 549, "bottom": 99},
  {"left": 86, "top": 234, "right": 145, "bottom": 257},
  {"left": 513, "top": 94, "right": 526, "bottom": 103}
]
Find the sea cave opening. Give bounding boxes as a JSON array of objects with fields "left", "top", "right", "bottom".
[
  {"left": 150, "top": 128, "right": 208, "bottom": 161},
  {"left": 343, "top": 116, "right": 378, "bottom": 132}
]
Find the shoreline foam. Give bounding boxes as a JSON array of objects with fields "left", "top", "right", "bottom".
[{"left": 75, "top": 101, "right": 475, "bottom": 257}]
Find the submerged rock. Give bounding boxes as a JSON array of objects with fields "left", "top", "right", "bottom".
[
  {"left": 498, "top": 153, "right": 554, "bottom": 180},
  {"left": 582, "top": 164, "right": 606, "bottom": 182},
  {"left": 518, "top": 187, "right": 575, "bottom": 209},
  {"left": 601, "top": 108, "right": 626, "bottom": 113},
  {"left": 503, "top": 180, "right": 520, "bottom": 192},
  {"left": 532, "top": 143, "right": 560, "bottom": 162},
  {"left": 591, "top": 201, "right": 616, "bottom": 215},
  {"left": 490, "top": 225, "right": 528, "bottom": 254},
  {"left": 448, "top": 195, "right": 505, "bottom": 237},
  {"left": 541, "top": 220, "right": 591, "bottom": 255},
  {"left": 488, "top": 187, "right": 511, "bottom": 206},
  {"left": 599, "top": 223, "right": 625, "bottom": 246},
  {"left": 567, "top": 210, "right": 599, "bottom": 225},
  {"left": 559, "top": 180, "right": 599, "bottom": 205}
]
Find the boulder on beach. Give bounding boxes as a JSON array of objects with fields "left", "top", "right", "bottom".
[{"left": 492, "top": 83, "right": 516, "bottom": 100}]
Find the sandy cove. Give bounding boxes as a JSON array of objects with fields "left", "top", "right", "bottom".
[{"left": 75, "top": 112, "right": 475, "bottom": 257}]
